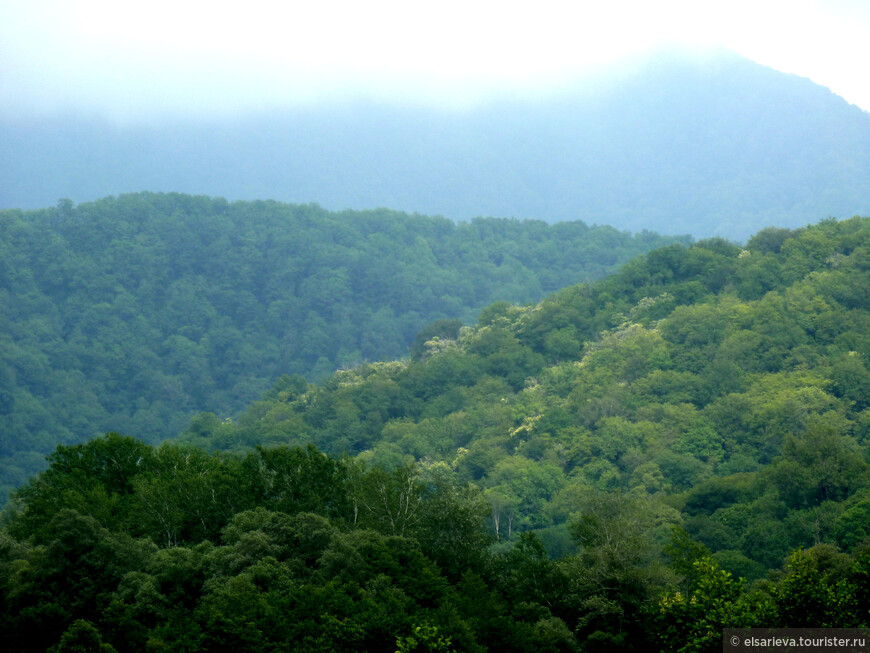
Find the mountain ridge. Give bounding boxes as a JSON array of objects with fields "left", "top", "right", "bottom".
[{"left": 2, "top": 50, "right": 868, "bottom": 240}]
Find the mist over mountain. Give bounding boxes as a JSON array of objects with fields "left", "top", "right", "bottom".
[{"left": 3, "top": 50, "right": 869, "bottom": 241}]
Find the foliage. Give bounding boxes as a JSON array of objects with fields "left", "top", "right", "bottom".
[
  {"left": 5, "top": 215, "right": 870, "bottom": 648},
  {"left": 183, "top": 216, "right": 870, "bottom": 574},
  {"left": 0, "top": 192, "right": 685, "bottom": 502}
]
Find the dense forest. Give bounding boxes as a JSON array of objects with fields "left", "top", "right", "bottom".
[
  {"left": 3, "top": 215, "right": 870, "bottom": 651},
  {"left": 176, "top": 216, "right": 870, "bottom": 573},
  {"left": 0, "top": 192, "right": 684, "bottom": 502}
]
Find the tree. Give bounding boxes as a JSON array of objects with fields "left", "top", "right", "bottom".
[
  {"left": 414, "top": 463, "right": 492, "bottom": 579},
  {"left": 774, "top": 545, "right": 857, "bottom": 627},
  {"left": 396, "top": 623, "right": 456, "bottom": 653},
  {"left": 51, "top": 619, "right": 116, "bottom": 653},
  {"left": 241, "top": 444, "right": 352, "bottom": 521},
  {"left": 767, "top": 421, "right": 868, "bottom": 509},
  {"left": 353, "top": 463, "right": 425, "bottom": 537},
  {"left": 9, "top": 433, "right": 152, "bottom": 539},
  {"left": 564, "top": 492, "right": 678, "bottom": 646},
  {"left": 410, "top": 319, "right": 463, "bottom": 361},
  {"left": 130, "top": 444, "right": 242, "bottom": 546},
  {"left": 653, "top": 557, "right": 771, "bottom": 653},
  {"left": 485, "top": 457, "right": 564, "bottom": 531}
]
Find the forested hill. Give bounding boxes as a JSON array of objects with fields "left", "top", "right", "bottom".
[
  {"left": 3, "top": 50, "right": 869, "bottom": 240},
  {"left": 179, "top": 215, "right": 870, "bottom": 572},
  {"left": 0, "top": 192, "right": 684, "bottom": 500},
  {"left": 5, "top": 216, "right": 870, "bottom": 652}
]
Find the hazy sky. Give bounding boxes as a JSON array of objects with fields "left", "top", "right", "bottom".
[{"left": 2, "top": 0, "right": 869, "bottom": 121}]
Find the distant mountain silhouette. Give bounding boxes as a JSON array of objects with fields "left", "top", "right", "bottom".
[{"left": 2, "top": 49, "right": 868, "bottom": 240}]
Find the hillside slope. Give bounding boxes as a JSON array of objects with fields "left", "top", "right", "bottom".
[
  {"left": 0, "top": 192, "right": 682, "bottom": 499},
  {"left": 5, "top": 216, "right": 870, "bottom": 652},
  {"left": 183, "top": 216, "right": 870, "bottom": 573}
]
